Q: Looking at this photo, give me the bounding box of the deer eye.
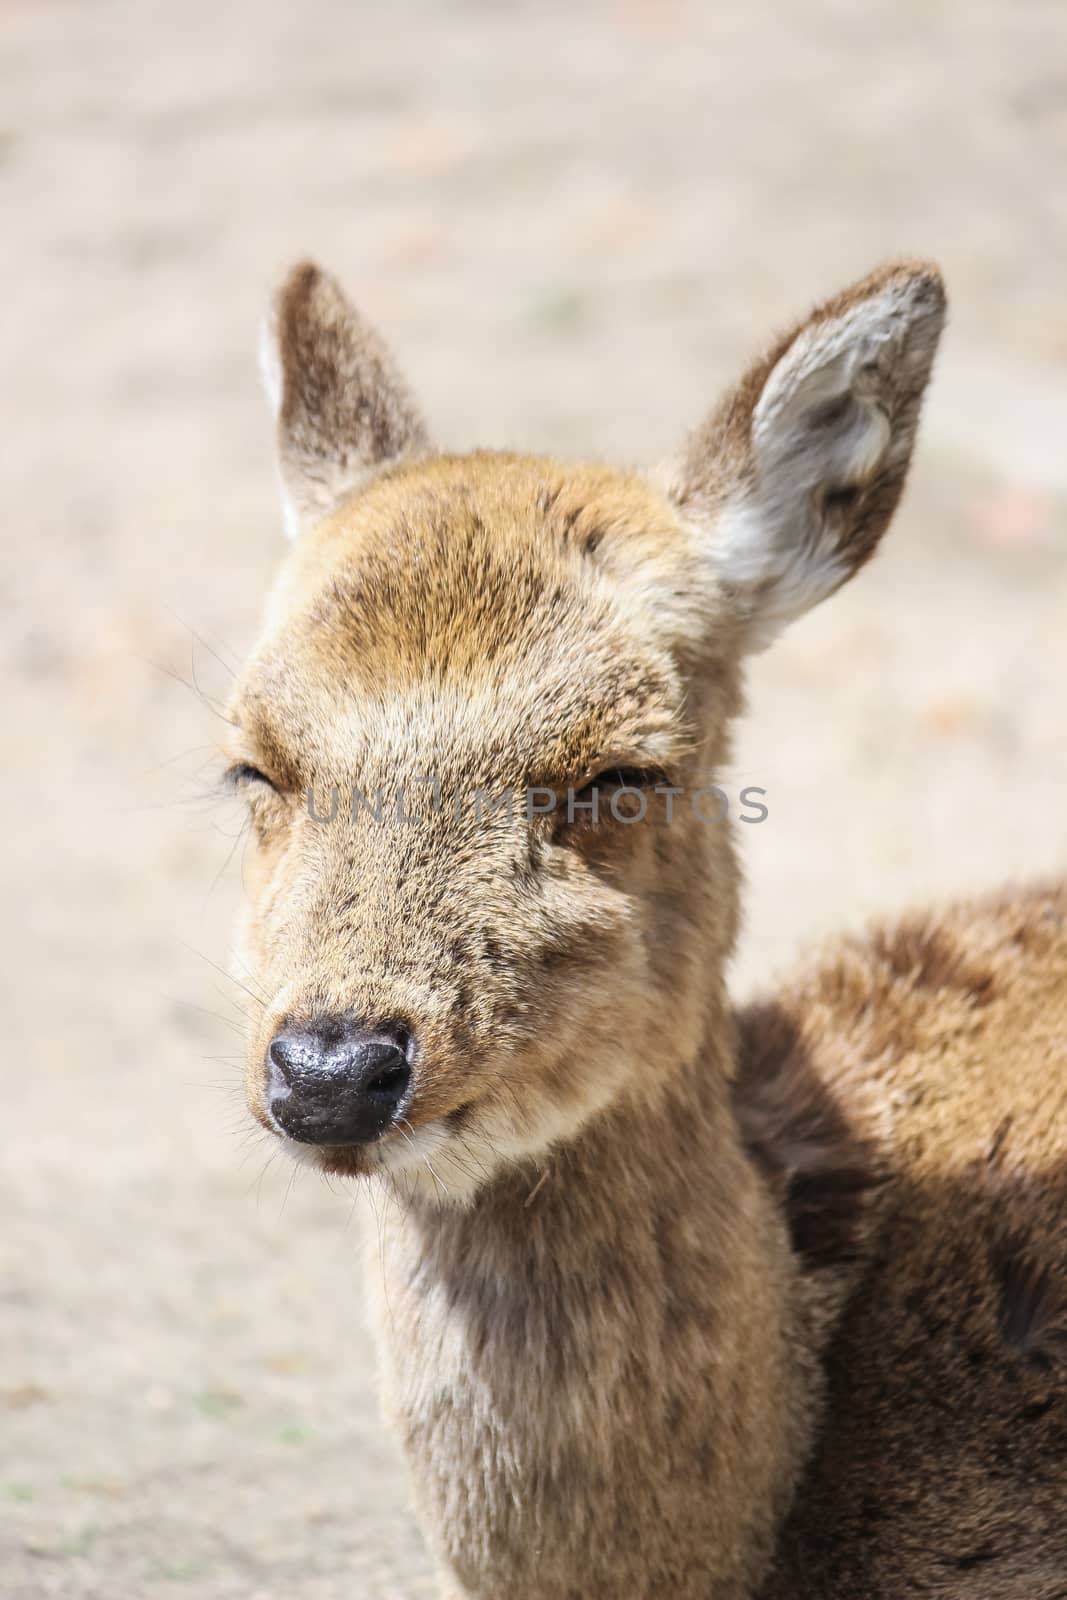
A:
[574,766,659,802]
[224,761,277,793]
[561,766,664,831]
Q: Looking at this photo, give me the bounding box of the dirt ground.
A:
[3,1,1066,1595]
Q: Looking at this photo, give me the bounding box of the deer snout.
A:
[266,1018,413,1145]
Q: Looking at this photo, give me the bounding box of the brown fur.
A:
[224,258,1067,1597]
[745,884,1067,1598]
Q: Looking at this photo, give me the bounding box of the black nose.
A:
[266,1018,413,1145]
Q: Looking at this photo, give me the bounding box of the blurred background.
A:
[3,1,1066,1594]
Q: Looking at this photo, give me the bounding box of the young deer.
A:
[228,260,1067,1598]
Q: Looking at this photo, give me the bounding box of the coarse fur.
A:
[745,885,1067,1599]
[223,258,1067,1597]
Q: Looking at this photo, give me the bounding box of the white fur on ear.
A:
[669,264,946,651]
[710,498,851,652]
[257,305,300,540]
[719,293,905,646]
[257,305,283,423]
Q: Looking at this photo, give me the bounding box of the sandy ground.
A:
[3,1,1067,1595]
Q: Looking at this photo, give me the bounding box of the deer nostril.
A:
[354,1040,411,1106]
[267,1034,300,1090]
[364,1061,411,1104]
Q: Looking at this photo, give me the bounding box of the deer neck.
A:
[368,996,819,1600]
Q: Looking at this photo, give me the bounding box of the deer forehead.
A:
[237,453,700,780]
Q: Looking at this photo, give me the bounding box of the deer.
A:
[224,257,1067,1599]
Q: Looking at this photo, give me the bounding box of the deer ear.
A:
[662,262,946,651]
[259,261,430,539]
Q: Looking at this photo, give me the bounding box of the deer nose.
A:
[266,1018,413,1145]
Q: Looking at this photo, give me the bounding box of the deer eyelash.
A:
[573,765,666,798]
[223,761,277,793]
